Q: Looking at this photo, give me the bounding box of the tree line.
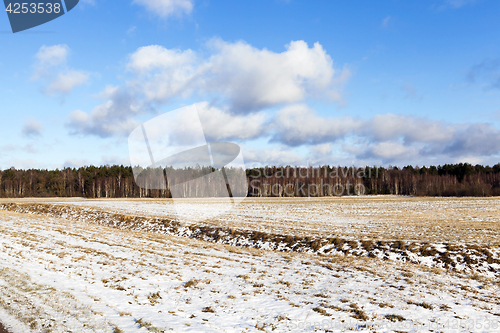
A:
[1,163,500,198]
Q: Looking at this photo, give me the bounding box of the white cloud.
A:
[128,45,198,101]
[357,120,500,164]
[133,0,193,18]
[364,142,419,161]
[310,143,332,156]
[22,118,43,137]
[46,70,89,95]
[66,87,145,137]
[267,109,500,164]
[442,123,500,157]
[71,39,349,144]
[307,143,334,165]
[64,37,500,167]
[67,108,139,138]
[197,102,269,142]
[255,112,500,165]
[204,39,350,111]
[32,44,89,96]
[272,104,361,146]
[127,40,350,111]
[365,114,455,143]
[34,44,68,68]
[128,45,196,73]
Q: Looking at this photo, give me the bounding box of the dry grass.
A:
[3,197,499,278]
[3,196,500,244]
[0,198,499,331]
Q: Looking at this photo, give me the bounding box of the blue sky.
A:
[1,0,500,169]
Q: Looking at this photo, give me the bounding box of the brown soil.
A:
[0,322,11,333]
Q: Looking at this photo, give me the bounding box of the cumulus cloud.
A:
[127,45,199,101]
[22,118,43,137]
[272,104,361,146]
[267,108,500,164]
[358,121,500,164]
[46,70,90,95]
[59,37,500,167]
[66,86,145,137]
[204,39,350,111]
[32,44,89,96]
[442,123,500,157]
[133,0,193,18]
[70,39,349,140]
[360,141,420,162]
[197,102,269,142]
[310,143,332,156]
[34,44,68,70]
[364,114,455,143]
[127,40,350,111]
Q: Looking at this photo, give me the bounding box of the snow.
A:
[2,199,499,278]
[0,205,499,332]
[45,196,500,244]
[0,307,30,333]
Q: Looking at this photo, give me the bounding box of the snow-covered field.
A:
[16,196,500,243]
[2,197,499,277]
[0,197,499,332]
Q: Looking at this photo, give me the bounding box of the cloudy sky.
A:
[1,0,500,169]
